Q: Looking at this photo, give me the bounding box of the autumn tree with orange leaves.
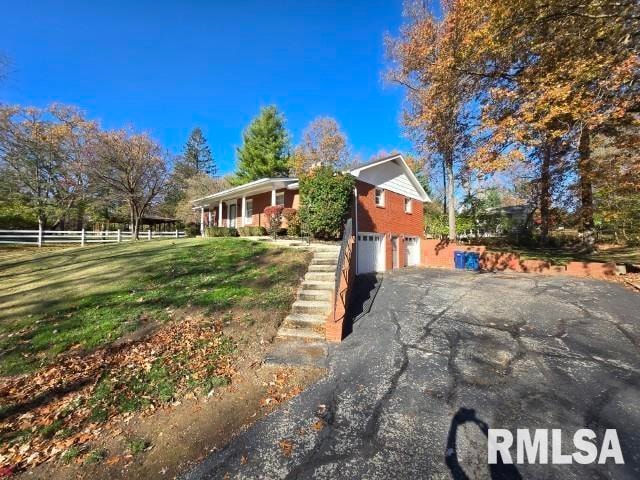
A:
[291,116,350,175]
[0,104,97,229]
[90,130,168,239]
[460,0,639,247]
[386,0,478,240]
[388,0,639,246]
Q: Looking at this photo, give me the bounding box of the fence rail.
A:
[0,228,185,246]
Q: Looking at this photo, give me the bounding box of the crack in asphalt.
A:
[182,271,640,480]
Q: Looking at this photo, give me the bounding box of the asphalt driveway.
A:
[184,269,640,479]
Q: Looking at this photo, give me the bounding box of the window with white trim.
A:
[375,188,385,207]
[245,199,253,224]
[276,191,285,206]
[404,197,412,213]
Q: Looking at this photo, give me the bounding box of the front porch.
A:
[191,177,299,234]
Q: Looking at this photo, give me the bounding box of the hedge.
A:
[283,208,301,237]
[205,226,239,237]
[237,226,267,236]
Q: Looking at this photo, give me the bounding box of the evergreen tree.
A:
[184,127,216,176]
[233,106,291,184]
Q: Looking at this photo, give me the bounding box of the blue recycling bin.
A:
[465,251,480,271]
[454,251,466,270]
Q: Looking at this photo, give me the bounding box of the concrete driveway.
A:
[184,269,640,479]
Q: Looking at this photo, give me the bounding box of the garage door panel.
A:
[357,232,385,274]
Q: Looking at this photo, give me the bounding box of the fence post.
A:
[148,230,152,241]
[117,229,121,243]
[81,228,85,247]
[175,229,179,238]
[38,223,43,247]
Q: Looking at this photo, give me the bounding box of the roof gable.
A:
[349,154,430,202]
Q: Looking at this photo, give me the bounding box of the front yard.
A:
[0,238,319,476]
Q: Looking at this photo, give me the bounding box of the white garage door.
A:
[405,236,420,266]
[357,233,385,274]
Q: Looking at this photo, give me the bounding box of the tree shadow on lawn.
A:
[0,242,184,281]
[0,241,308,376]
[0,242,226,319]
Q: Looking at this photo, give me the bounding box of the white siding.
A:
[352,160,422,200]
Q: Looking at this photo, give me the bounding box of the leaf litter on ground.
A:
[0,316,236,473]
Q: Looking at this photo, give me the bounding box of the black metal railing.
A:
[333,218,353,320]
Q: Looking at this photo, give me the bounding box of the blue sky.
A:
[0,0,413,175]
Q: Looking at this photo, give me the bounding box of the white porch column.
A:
[200,207,205,237]
[207,210,212,227]
[218,201,223,227]
[271,188,276,206]
[241,196,247,227]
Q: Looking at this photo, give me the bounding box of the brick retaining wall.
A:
[421,239,617,280]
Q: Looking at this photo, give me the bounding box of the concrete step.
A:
[301,280,334,292]
[309,245,340,252]
[311,257,338,265]
[313,249,340,256]
[277,327,325,341]
[264,338,328,368]
[298,289,332,301]
[283,313,325,328]
[308,264,337,272]
[305,271,335,282]
[292,299,331,315]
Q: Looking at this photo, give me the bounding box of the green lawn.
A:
[0,238,309,376]
[498,244,640,266]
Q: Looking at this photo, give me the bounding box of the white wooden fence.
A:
[0,227,185,247]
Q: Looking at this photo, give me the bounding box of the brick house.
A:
[191,154,430,273]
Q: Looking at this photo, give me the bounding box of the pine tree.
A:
[233,106,291,184]
[184,127,216,176]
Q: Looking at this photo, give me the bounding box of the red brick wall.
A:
[420,242,617,280]
[421,239,485,268]
[241,189,298,228]
[326,236,355,342]
[355,180,422,271]
[356,180,423,236]
[248,191,271,227]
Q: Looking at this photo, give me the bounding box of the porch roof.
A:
[191,177,298,208]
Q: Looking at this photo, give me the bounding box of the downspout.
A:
[353,186,358,274]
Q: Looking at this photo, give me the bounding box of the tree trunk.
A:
[442,158,448,216]
[578,125,595,250]
[133,215,140,240]
[539,139,552,245]
[445,153,456,240]
[129,205,135,239]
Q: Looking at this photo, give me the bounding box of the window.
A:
[244,199,253,224]
[276,191,285,206]
[404,197,412,213]
[375,188,384,207]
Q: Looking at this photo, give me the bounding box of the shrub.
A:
[264,205,284,239]
[283,208,301,237]
[205,226,239,237]
[237,226,267,236]
[299,167,355,239]
[184,222,200,237]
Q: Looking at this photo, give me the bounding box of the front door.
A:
[405,237,420,266]
[392,236,399,269]
[228,203,237,228]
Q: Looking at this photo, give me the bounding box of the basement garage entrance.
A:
[357,232,385,274]
[405,237,420,267]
